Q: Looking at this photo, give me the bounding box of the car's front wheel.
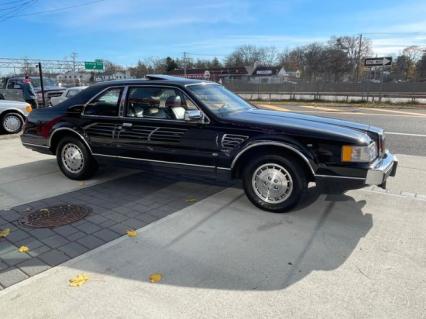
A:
[56,136,98,180]
[1,112,24,134]
[242,155,307,213]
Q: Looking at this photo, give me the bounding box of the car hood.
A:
[224,108,376,144]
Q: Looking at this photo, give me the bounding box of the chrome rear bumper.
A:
[365,151,398,186]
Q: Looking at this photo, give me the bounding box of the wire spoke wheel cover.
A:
[19,204,91,228]
[252,163,293,204]
[62,143,85,173]
[3,114,21,132]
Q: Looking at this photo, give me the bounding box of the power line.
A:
[0,0,36,22]
[0,0,31,11]
[0,0,106,22]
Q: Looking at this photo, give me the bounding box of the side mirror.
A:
[184,109,202,122]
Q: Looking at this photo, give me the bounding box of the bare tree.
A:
[225,45,277,67]
[303,43,324,81]
[403,46,423,62]
[103,60,124,75]
[278,48,304,72]
[329,36,371,80]
[416,53,426,80]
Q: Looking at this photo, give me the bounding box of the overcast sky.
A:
[2,0,426,65]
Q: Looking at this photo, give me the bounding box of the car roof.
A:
[90,75,216,88]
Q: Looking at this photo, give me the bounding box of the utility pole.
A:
[183,52,188,77]
[71,52,77,85]
[356,33,363,82]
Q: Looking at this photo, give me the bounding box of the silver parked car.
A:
[0,99,32,134]
[50,86,87,106]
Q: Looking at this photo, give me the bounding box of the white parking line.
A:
[386,132,426,137]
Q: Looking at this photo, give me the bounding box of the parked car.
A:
[0,76,65,106]
[50,86,88,106]
[21,75,397,213]
[0,99,32,133]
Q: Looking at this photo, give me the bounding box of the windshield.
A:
[187,84,253,116]
[30,78,57,87]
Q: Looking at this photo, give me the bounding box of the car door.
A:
[81,86,124,155]
[116,85,219,168]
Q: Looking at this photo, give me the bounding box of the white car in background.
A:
[0,99,32,134]
[50,86,87,106]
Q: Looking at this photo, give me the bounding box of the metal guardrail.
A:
[234,91,426,98]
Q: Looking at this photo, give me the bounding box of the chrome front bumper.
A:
[365,151,398,186]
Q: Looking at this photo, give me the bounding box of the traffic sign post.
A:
[364,57,392,67]
[364,57,392,102]
[84,60,104,70]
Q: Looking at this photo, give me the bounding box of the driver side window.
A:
[125,86,198,120]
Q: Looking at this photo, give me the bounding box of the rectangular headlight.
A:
[342,143,378,162]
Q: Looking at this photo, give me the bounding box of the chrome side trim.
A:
[230,141,316,175]
[22,142,50,149]
[92,153,217,169]
[314,174,365,181]
[49,127,93,153]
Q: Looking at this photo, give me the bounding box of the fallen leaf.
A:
[0,228,10,238]
[127,229,137,237]
[40,208,50,216]
[186,198,197,203]
[18,246,30,253]
[149,273,162,283]
[79,181,85,186]
[69,274,89,287]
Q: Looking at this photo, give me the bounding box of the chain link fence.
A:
[223,79,426,103]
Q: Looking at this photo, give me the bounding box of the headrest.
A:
[165,95,182,108]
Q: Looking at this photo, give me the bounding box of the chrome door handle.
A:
[122,122,133,128]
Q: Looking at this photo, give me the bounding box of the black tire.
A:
[1,112,24,134]
[242,154,307,213]
[56,136,98,180]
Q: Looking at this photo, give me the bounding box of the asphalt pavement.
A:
[257,103,426,156]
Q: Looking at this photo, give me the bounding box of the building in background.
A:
[168,64,300,83]
[168,67,249,82]
[95,71,133,82]
[57,71,91,86]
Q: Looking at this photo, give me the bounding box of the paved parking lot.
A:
[0,162,225,288]
[0,125,425,318]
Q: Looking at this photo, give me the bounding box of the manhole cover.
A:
[19,204,91,228]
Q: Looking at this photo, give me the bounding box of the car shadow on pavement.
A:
[61,178,372,291]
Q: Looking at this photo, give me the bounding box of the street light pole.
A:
[37,62,46,107]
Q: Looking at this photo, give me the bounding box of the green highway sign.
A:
[84,60,104,70]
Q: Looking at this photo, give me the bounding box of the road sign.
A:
[364,57,392,67]
[84,60,104,70]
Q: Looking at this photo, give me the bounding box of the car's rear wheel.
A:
[242,154,307,213]
[1,112,24,134]
[56,136,98,180]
